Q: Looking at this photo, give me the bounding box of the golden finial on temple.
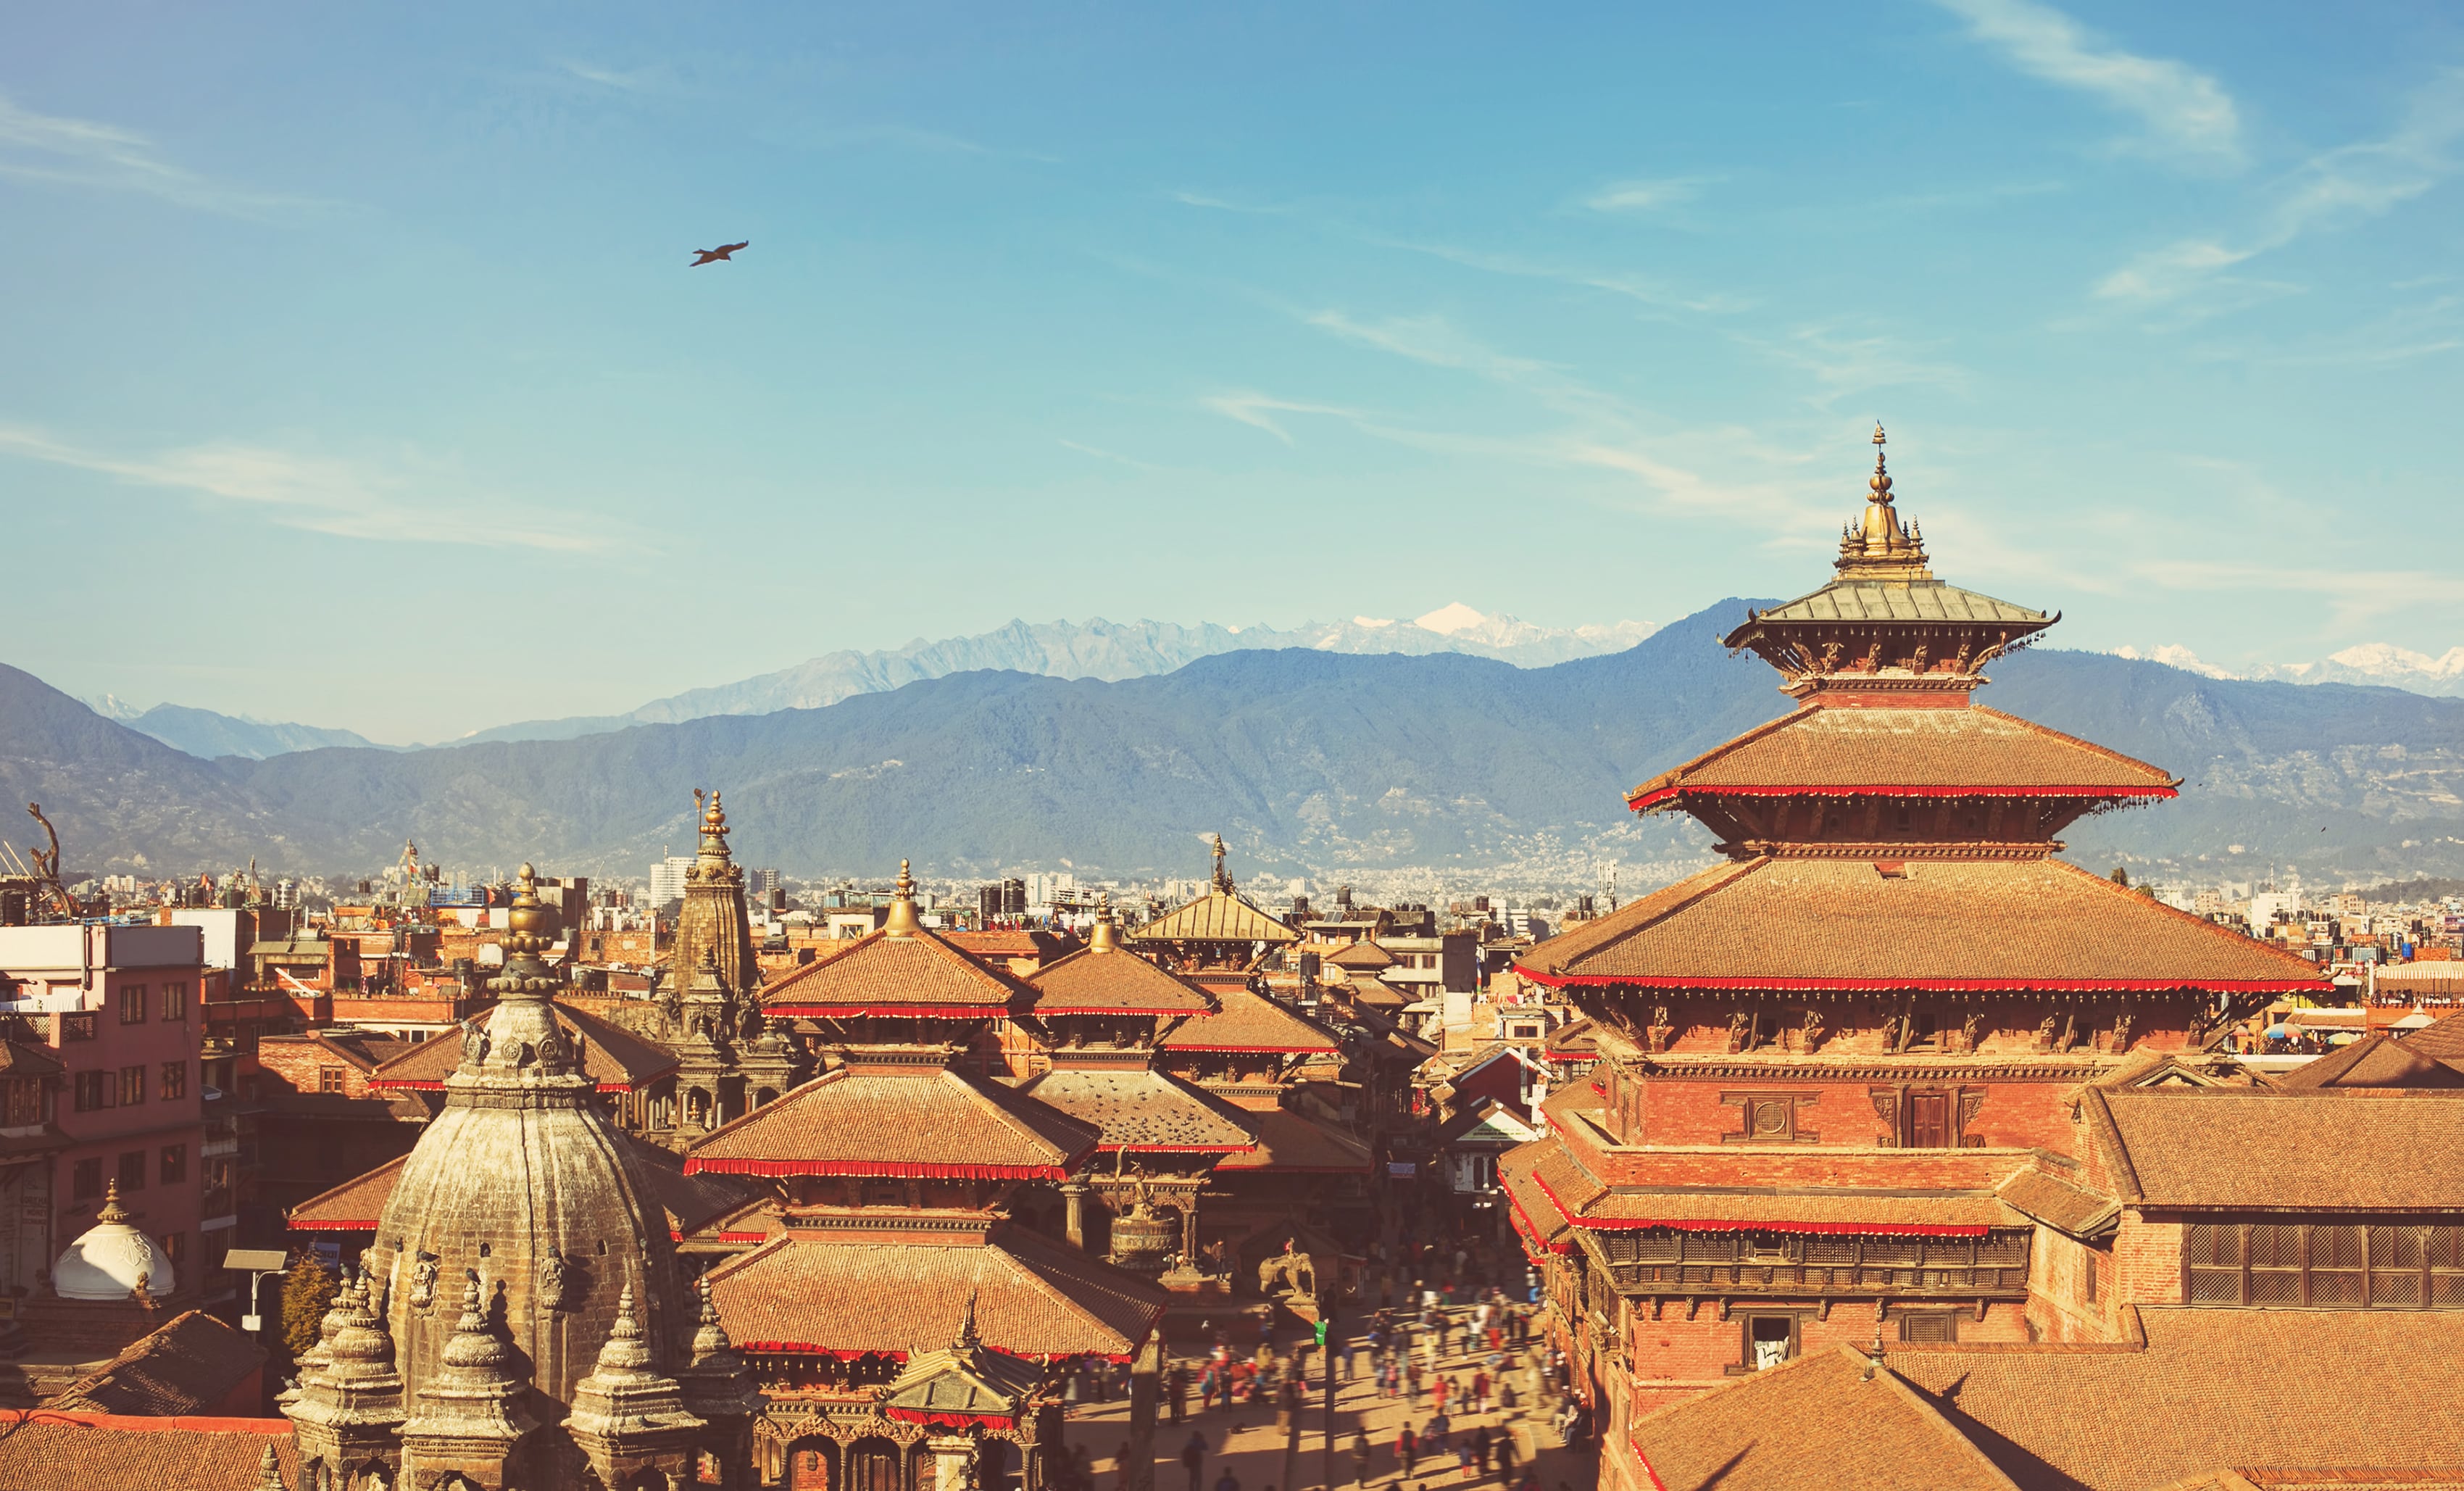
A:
[883,857,923,937]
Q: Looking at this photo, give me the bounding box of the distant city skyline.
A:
[6,2,2463,740]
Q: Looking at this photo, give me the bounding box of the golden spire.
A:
[1210,834,1232,894]
[883,857,923,938]
[696,787,733,865]
[1834,421,1931,582]
[1089,889,1120,954]
[96,1177,130,1226]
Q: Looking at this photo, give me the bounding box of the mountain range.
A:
[12,599,2464,892]
[2114,642,2464,697]
[92,606,1657,757]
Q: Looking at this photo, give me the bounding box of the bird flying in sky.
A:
[691,241,748,266]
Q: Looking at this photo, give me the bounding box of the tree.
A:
[2110,865,2131,888]
[280,1253,339,1359]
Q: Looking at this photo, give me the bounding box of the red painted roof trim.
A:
[1531,1166,1989,1239]
[1096,1142,1255,1155]
[1628,782,2177,812]
[1034,1005,1203,1017]
[767,1004,1011,1019]
[1159,1042,1336,1054]
[685,1156,1078,1181]
[1518,966,2328,994]
[289,1218,378,1231]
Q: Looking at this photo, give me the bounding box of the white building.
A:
[647,855,694,908]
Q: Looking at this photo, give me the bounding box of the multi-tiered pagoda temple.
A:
[1505,429,2328,1457]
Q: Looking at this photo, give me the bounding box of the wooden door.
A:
[1908,1092,1951,1149]
[848,1440,902,1491]
[790,1442,837,1491]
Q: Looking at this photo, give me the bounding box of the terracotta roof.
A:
[1518,856,2329,993]
[1526,1142,2010,1236]
[947,929,1078,962]
[1631,1345,2025,1491]
[1886,1308,2464,1491]
[704,1219,1165,1361]
[1499,1143,1574,1258]
[286,1153,409,1229]
[1158,988,1342,1054]
[288,1135,760,1238]
[762,928,1028,1017]
[1739,578,2049,631]
[1994,1167,2121,1238]
[0,1039,63,1076]
[1325,941,1395,970]
[40,1311,265,1417]
[1025,948,1215,1016]
[685,1058,1099,1180]
[0,1416,295,1490]
[1129,890,1298,946]
[2085,1089,2464,1211]
[1627,704,2178,810]
[1212,1106,1373,1174]
[2273,1032,2464,1089]
[1016,1063,1257,1153]
[2404,1010,2464,1059]
[365,999,677,1092]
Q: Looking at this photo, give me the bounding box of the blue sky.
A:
[5,1,2461,742]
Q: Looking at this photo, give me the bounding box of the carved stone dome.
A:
[52,1181,176,1300]
[362,867,688,1411]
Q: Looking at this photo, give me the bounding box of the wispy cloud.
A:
[1740,323,1976,407]
[1198,393,1365,445]
[1370,236,1755,316]
[2126,556,2464,626]
[1582,176,1712,212]
[807,123,1060,165]
[1932,0,2242,167]
[0,424,605,552]
[1303,312,1557,383]
[2094,70,2464,310]
[0,91,315,217]
[554,59,666,93]
[1169,190,1290,215]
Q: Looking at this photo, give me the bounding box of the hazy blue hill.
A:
[0,665,282,872]
[10,600,2464,886]
[122,704,388,760]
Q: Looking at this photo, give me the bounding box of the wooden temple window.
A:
[1898,1312,1959,1343]
[1721,1092,1820,1144]
[2184,1222,2464,1308]
[1729,1313,1799,1374]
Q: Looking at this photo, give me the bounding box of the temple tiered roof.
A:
[1626,705,2179,811]
[1017,1056,1258,1154]
[1128,835,1298,947]
[290,1135,763,1239]
[1212,1105,1374,1175]
[1518,856,2326,993]
[703,1218,1165,1361]
[682,1055,1099,1181]
[762,864,1030,1019]
[1157,987,1344,1054]
[1026,941,1215,1016]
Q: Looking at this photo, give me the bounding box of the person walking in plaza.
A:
[1169,1362,1189,1425]
[1215,1468,1239,1491]
[1492,1426,1515,1483]
[1397,1424,1419,1480]
[1352,1429,1374,1489]
[1431,1374,1449,1419]
[1471,1425,1491,1479]
[1181,1431,1209,1491]
[1470,1369,1489,1416]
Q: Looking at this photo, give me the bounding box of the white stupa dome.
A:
[53,1182,176,1301]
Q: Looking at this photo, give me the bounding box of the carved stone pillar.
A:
[1062,1182,1090,1250]
[925,1432,977,1491]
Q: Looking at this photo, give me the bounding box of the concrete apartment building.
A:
[0,923,208,1300]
